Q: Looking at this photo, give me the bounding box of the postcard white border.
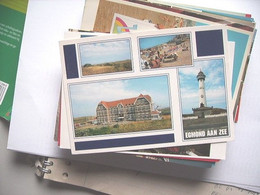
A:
[59,25,234,154]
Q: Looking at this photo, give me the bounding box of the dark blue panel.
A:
[75,133,175,151]
[63,44,79,79]
[196,30,224,57]
[80,35,96,38]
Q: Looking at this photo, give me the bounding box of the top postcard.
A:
[59,25,234,154]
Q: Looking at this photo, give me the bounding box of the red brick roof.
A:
[99,94,151,109]
[151,110,160,115]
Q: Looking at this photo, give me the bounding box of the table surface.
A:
[0,118,102,195]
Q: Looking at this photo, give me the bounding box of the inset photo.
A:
[78,39,133,76]
[139,33,192,70]
[178,59,229,140]
[69,75,173,137]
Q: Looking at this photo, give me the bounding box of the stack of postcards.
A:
[56,0,256,168]
[3,0,258,193]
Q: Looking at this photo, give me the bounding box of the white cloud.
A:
[206,87,227,107]
[206,66,224,85]
[179,66,200,77]
[70,80,137,103]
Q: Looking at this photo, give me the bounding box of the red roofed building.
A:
[96,94,157,124]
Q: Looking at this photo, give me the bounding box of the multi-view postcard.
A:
[58,31,229,161]
[60,25,234,154]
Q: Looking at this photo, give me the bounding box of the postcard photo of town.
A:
[78,39,133,76]
[179,59,229,140]
[139,33,192,70]
[69,75,173,137]
[137,143,211,157]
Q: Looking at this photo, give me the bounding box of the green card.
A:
[0,0,28,120]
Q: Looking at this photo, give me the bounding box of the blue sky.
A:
[69,75,171,118]
[179,59,227,114]
[139,35,176,50]
[79,39,131,66]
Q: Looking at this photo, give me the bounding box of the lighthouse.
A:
[192,69,213,118]
[197,70,207,107]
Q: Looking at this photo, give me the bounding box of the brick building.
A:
[96,94,160,124]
